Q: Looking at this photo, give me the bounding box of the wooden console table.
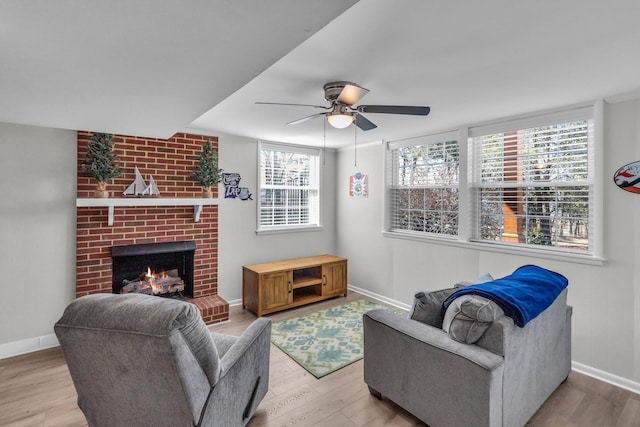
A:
[242,254,347,317]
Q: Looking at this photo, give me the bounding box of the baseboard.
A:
[572,361,640,395]
[348,284,412,311]
[0,333,59,360]
[227,298,242,307]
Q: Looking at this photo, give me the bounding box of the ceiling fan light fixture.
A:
[327,113,354,129]
[258,81,429,132]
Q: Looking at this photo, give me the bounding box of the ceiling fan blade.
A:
[354,113,377,131]
[337,84,369,106]
[357,105,430,116]
[256,101,330,109]
[287,112,326,126]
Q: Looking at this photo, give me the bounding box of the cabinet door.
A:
[322,261,347,297]
[260,271,293,311]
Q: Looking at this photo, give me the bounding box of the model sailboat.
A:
[123,166,160,196]
[144,175,159,196]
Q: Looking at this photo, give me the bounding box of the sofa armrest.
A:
[365,309,504,371]
[364,309,505,427]
[217,317,272,374]
[201,317,271,426]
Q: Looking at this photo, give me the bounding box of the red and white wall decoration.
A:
[349,172,368,198]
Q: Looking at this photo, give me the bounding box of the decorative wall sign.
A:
[614,161,640,194]
[349,172,368,198]
[222,172,252,200]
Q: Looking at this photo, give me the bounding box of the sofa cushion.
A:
[442,294,499,344]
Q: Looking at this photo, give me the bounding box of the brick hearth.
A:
[75,131,228,324]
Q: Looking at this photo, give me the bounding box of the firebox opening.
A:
[111,241,196,299]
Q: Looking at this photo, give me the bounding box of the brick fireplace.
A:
[75,131,228,324]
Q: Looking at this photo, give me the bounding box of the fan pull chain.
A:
[323,117,326,166]
[354,121,358,167]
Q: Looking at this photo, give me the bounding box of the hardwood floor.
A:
[1,292,639,427]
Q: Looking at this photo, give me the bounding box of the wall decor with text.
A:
[222,173,252,200]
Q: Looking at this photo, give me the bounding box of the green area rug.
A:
[271,299,403,378]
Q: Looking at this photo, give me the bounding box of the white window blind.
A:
[468,106,594,252]
[387,132,460,236]
[258,142,321,231]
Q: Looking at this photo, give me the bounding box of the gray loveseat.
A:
[55,293,271,427]
[363,277,572,427]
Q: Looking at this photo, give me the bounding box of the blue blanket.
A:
[442,265,568,327]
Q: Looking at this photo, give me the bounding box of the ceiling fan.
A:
[256,81,430,131]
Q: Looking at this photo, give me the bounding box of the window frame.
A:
[383,102,604,265]
[256,140,323,235]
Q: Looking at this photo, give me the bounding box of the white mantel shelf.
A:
[76,198,220,226]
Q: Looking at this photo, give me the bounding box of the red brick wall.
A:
[76,131,227,324]
[77,132,220,199]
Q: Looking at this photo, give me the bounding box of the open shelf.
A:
[289,292,327,308]
[293,284,322,299]
[293,266,322,289]
[293,276,323,289]
[76,197,220,225]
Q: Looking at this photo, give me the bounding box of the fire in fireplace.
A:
[111,241,196,298]
[120,267,186,296]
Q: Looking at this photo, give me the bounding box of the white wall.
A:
[217,135,338,302]
[336,100,640,386]
[0,128,338,356]
[0,123,76,351]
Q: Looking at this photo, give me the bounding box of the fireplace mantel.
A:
[76,198,220,226]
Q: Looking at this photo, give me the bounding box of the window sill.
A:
[382,231,605,266]
[256,225,324,235]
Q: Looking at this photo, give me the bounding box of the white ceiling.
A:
[3,0,640,148]
[0,0,358,138]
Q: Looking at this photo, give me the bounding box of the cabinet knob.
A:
[288,281,292,293]
[323,274,327,285]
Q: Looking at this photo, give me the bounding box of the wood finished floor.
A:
[1,292,639,427]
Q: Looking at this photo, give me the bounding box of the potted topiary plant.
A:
[191,139,223,198]
[82,132,122,198]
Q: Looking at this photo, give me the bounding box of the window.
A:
[385,104,602,260]
[258,141,321,232]
[386,131,460,236]
[469,106,595,253]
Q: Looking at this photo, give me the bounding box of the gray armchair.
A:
[364,288,572,427]
[54,293,270,427]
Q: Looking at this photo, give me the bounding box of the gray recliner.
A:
[363,288,572,427]
[54,293,271,427]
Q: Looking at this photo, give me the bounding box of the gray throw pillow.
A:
[409,287,457,328]
[442,295,499,344]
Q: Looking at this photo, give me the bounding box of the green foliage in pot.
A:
[82,132,122,183]
[191,139,223,189]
